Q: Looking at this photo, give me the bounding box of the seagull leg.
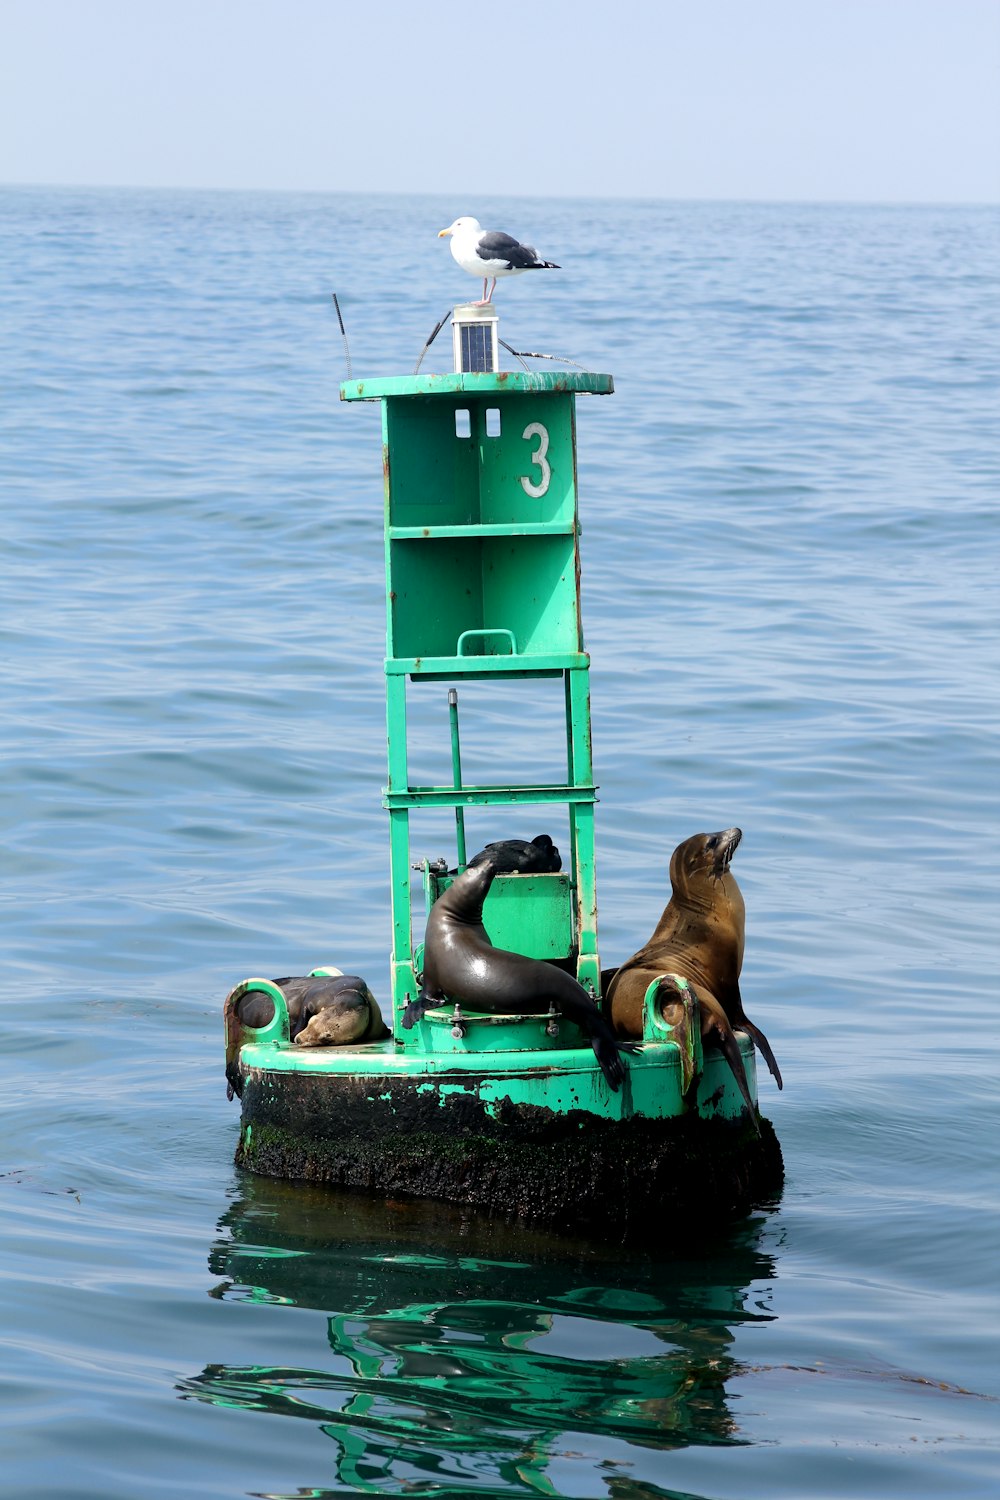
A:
[485,277,496,304]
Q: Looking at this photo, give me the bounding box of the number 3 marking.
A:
[519,422,551,498]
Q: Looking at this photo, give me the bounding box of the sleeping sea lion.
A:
[234,971,341,1034]
[404,857,636,1091]
[226,971,388,1098]
[291,974,389,1047]
[607,827,782,1105]
[238,973,388,1047]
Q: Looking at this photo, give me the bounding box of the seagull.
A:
[438,216,560,305]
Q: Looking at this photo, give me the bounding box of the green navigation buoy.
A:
[222,311,782,1238]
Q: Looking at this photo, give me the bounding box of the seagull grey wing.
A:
[475,231,536,268]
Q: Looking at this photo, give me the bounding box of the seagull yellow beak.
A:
[438,226,452,238]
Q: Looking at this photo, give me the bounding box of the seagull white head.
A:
[438,217,481,239]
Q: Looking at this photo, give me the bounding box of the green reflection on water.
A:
[180,1176,779,1498]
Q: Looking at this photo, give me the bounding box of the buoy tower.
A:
[222,302,783,1237]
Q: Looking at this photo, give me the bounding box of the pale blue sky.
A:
[1,0,997,202]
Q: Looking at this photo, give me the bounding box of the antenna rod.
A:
[414,309,453,376]
[448,688,467,869]
[331,293,353,379]
[498,338,592,373]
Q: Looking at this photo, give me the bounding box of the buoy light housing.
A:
[451,302,499,374]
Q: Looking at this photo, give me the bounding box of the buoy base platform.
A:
[231,1054,783,1241]
[225,974,783,1241]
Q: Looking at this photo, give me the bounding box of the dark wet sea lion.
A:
[405,858,636,1091]
[466,834,562,874]
[607,827,782,1102]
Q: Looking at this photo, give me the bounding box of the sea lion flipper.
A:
[590,1031,627,1092]
[403,978,446,1029]
[586,1015,641,1092]
[715,1028,761,1135]
[741,1019,783,1089]
[723,1035,757,1118]
[401,995,429,1029]
[697,992,760,1135]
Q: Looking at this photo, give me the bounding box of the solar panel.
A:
[451,303,499,373]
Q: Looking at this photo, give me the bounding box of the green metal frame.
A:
[341,372,614,1038]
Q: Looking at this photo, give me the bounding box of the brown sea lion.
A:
[291,975,389,1047]
[226,971,388,1098]
[404,857,637,1092]
[607,827,782,1101]
[233,971,343,1034]
[238,973,388,1047]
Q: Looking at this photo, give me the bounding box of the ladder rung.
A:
[383,783,597,810]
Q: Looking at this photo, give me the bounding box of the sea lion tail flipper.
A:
[402,982,444,1030]
[703,1005,760,1135]
[401,995,428,1029]
[554,985,638,1091]
[590,1030,626,1092]
[742,1019,783,1089]
[725,1037,756,1114]
[587,1017,640,1092]
[223,994,243,1100]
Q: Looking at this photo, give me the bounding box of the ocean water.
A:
[1,187,998,1499]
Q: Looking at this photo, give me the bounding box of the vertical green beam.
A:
[564,390,600,994]
[448,688,467,868]
[385,674,414,1035]
[383,397,415,1033]
[566,666,600,994]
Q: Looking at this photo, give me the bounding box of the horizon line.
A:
[2,179,998,211]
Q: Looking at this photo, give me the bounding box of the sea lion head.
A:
[669,827,742,905]
[528,834,561,871]
[293,976,378,1047]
